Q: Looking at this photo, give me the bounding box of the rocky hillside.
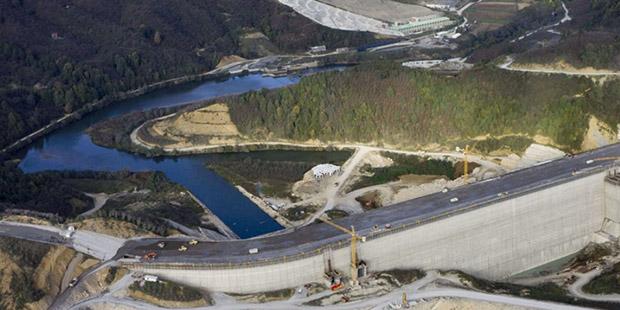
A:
[0,237,83,310]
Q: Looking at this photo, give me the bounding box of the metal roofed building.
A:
[311,164,341,179]
[389,15,454,35]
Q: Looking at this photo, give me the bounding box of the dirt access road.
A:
[302,145,503,225]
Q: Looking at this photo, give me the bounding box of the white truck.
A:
[60,226,75,238]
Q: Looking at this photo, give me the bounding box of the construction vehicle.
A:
[68,277,79,288]
[143,252,157,261]
[331,281,344,291]
[60,226,76,238]
[188,239,199,246]
[319,216,366,285]
[324,269,343,291]
[402,292,410,308]
[178,245,187,252]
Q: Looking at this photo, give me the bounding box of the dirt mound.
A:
[143,103,245,148]
[581,116,616,150]
[153,103,240,137]
[216,55,246,68]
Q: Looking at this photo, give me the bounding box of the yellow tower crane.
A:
[319,216,366,286]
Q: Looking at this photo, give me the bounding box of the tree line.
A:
[225,63,602,151]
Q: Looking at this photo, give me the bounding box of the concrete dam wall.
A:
[129,170,619,293]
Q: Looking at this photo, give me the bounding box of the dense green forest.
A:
[0,166,204,234]
[60,170,205,235]
[222,63,608,151]
[0,162,92,217]
[0,0,377,150]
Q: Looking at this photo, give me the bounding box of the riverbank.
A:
[0,54,361,160]
[235,185,293,228]
[185,191,240,240]
[0,68,229,160]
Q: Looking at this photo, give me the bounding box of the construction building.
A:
[388,15,454,35]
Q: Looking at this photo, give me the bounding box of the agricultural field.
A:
[465,0,535,33]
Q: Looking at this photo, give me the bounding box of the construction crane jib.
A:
[318,216,366,286]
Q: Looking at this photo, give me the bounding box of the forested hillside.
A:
[223,63,617,151]
[0,0,377,150]
[514,0,620,69]
[0,162,92,217]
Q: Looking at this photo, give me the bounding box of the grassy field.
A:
[281,204,321,221]
[206,150,351,199]
[130,280,204,303]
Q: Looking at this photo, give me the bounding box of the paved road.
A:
[0,221,124,260]
[61,253,84,292]
[68,270,593,310]
[569,257,620,303]
[510,1,571,44]
[0,221,68,246]
[119,143,620,265]
[304,146,371,225]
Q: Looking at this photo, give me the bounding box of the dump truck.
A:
[143,252,157,261]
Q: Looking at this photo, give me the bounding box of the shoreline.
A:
[0,69,230,159]
[1,55,359,160]
[234,185,293,228]
[185,190,240,240]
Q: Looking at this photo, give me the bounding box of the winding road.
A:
[68,270,593,310]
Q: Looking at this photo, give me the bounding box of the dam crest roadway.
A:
[116,143,620,293]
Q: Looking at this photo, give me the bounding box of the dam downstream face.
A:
[18,72,317,238]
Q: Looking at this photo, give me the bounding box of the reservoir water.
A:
[19,73,315,238]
